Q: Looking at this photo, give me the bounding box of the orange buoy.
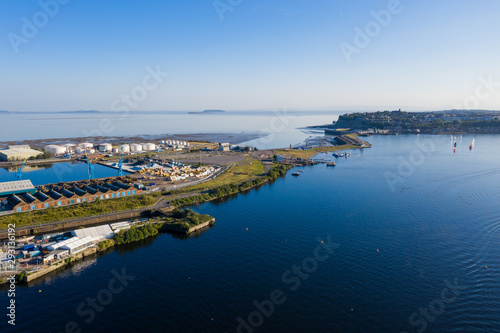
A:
[321,241,324,244]
[485,266,488,269]
[377,249,379,253]
[246,228,248,231]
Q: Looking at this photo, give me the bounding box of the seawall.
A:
[24,246,98,282]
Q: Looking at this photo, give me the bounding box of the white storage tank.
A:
[79,142,93,149]
[130,144,142,152]
[63,143,76,152]
[142,143,156,151]
[44,144,55,152]
[118,144,130,153]
[44,145,67,155]
[75,148,85,154]
[98,143,112,152]
[87,149,96,154]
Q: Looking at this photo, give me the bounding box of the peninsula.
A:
[325,110,500,135]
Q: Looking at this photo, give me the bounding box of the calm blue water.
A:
[0,162,127,185]
[0,111,340,149]
[2,134,500,332]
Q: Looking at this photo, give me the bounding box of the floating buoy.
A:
[376,249,379,253]
[246,228,248,231]
[485,266,488,270]
[321,241,324,244]
[39,290,42,293]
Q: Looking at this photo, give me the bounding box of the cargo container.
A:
[23,244,35,250]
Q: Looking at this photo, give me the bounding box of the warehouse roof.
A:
[0,147,42,160]
[0,180,37,197]
[60,236,94,250]
[72,225,114,240]
[48,236,94,251]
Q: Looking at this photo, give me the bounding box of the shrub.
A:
[170,163,291,207]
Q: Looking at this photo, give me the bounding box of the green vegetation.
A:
[113,210,214,240]
[114,223,159,245]
[181,156,266,193]
[16,271,27,282]
[161,208,214,232]
[28,151,54,160]
[0,193,161,229]
[275,145,360,159]
[171,163,291,207]
[97,239,115,250]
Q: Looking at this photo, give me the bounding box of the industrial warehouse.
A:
[0,145,43,161]
[1,222,133,273]
[0,177,144,213]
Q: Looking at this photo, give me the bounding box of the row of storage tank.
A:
[160,140,189,146]
[44,143,158,155]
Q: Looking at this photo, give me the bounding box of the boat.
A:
[470,138,475,150]
[298,170,305,172]
[292,172,300,176]
[327,162,336,167]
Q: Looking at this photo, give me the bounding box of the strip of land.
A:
[0,138,368,237]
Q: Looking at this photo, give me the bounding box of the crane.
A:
[16,156,29,181]
[84,150,95,183]
[118,147,124,177]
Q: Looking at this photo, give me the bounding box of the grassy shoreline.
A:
[170,163,292,207]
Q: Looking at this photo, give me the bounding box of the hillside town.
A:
[329,110,500,134]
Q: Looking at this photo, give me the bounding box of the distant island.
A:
[325,110,500,135]
[188,110,225,114]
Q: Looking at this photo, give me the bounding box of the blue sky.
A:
[1,0,499,112]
